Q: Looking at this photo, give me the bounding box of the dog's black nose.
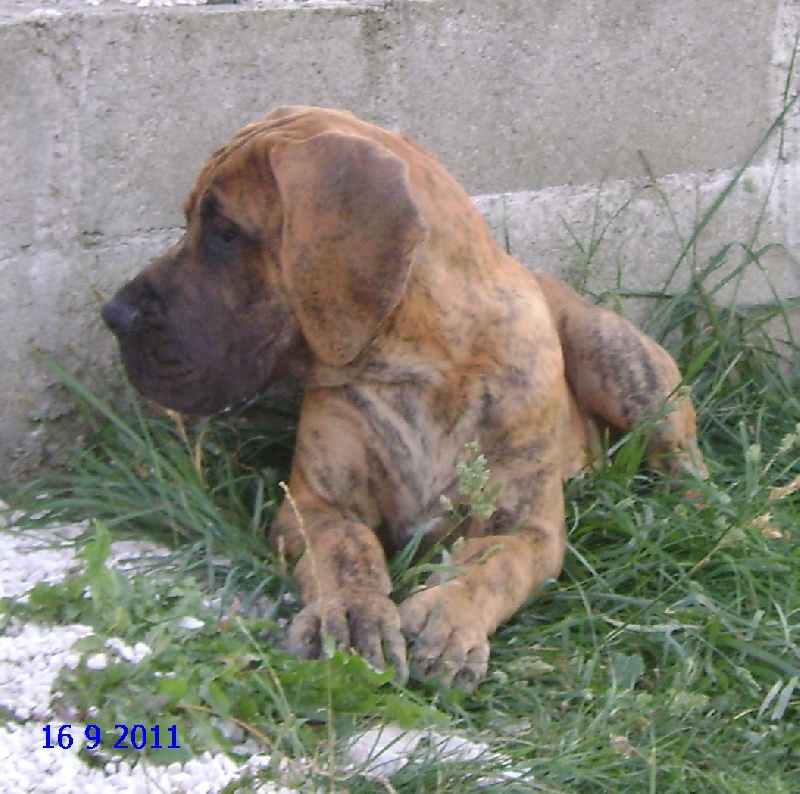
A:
[102,299,141,335]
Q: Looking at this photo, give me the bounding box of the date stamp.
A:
[43,724,180,751]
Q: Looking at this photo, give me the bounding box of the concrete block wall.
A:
[1,0,799,484]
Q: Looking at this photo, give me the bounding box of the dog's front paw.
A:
[399,584,490,692]
[286,593,408,683]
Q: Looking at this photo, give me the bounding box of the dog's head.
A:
[102,107,428,416]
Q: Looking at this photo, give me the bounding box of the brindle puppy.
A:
[103,106,706,691]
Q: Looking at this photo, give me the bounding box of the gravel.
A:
[0,509,300,793]
[8,0,386,23]
[18,0,378,10]
[1,507,519,790]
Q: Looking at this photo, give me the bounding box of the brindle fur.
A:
[103,107,706,691]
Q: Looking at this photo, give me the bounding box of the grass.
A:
[3,118,800,791]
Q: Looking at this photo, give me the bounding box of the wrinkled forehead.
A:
[182,107,369,222]
[183,123,273,221]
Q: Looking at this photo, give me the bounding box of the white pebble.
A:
[85,652,108,671]
[105,638,152,664]
[0,514,305,792]
[178,616,205,630]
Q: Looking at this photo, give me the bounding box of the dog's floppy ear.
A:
[268,132,428,366]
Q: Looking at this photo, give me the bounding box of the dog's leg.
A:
[400,456,567,692]
[278,497,408,681]
[270,391,410,681]
[272,491,409,681]
[400,533,565,690]
[536,272,707,478]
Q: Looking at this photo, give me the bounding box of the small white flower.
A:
[745,443,762,465]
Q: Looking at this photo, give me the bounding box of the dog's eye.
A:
[202,216,244,266]
[214,220,239,244]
